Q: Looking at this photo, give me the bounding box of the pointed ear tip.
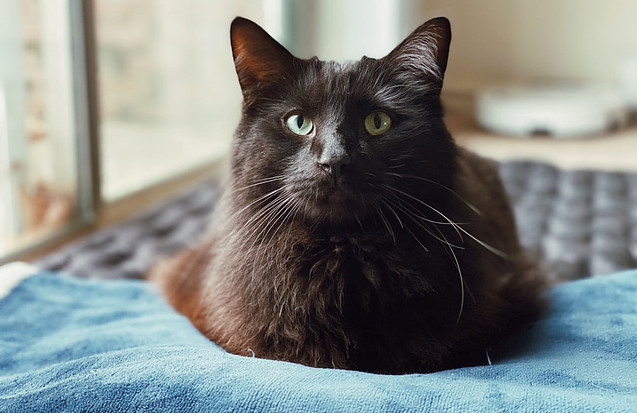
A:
[428,16,451,33]
[231,17,260,36]
[231,17,247,30]
[431,16,450,25]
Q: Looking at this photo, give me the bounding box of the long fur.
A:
[150,17,546,374]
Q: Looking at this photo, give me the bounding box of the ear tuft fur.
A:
[385,17,452,84]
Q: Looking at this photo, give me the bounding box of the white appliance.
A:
[476,82,627,138]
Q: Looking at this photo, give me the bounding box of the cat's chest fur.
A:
[197,214,465,372]
[222,211,449,297]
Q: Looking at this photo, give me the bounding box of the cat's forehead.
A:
[297,59,350,90]
[305,58,382,87]
[293,58,397,107]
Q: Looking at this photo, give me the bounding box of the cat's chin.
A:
[299,191,373,223]
[303,204,360,223]
[288,174,383,223]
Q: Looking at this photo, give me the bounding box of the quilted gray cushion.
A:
[500,161,637,282]
[37,181,218,279]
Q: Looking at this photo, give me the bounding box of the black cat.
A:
[150,17,546,374]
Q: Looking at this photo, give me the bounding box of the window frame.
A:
[0,0,95,263]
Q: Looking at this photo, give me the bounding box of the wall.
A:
[419,0,637,94]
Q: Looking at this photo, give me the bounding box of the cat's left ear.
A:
[384,17,451,85]
[230,17,296,103]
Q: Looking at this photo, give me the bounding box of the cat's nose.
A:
[317,153,351,178]
[314,134,351,179]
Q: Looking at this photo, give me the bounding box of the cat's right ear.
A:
[230,17,295,103]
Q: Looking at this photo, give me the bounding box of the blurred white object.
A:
[476,82,628,138]
[0,262,37,300]
[619,54,637,110]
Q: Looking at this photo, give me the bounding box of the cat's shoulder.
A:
[455,146,501,186]
[453,146,515,228]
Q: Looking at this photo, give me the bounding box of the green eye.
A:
[286,114,313,135]
[364,111,391,135]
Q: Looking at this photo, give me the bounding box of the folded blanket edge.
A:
[0,262,39,300]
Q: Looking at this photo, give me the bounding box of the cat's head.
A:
[229,17,455,224]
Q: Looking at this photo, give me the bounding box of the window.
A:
[96,0,265,200]
[0,0,272,262]
[1,0,93,261]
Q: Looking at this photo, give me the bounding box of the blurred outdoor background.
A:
[1,0,636,261]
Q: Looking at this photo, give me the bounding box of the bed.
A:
[1,160,636,412]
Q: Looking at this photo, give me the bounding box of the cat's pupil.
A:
[374,114,382,129]
[297,115,305,129]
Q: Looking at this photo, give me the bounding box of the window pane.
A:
[1,0,86,260]
[95,0,266,200]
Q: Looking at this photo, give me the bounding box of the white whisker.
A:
[382,184,508,258]
[376,206,396,243]
[387,173,483,216]
[381,200,405,229]
[434,225,465,324]
[404,226,429,252]
[383,194,463,250]
[231,186,286,221]
[233,175,287,193]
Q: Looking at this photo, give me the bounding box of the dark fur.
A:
[151,17,546,374]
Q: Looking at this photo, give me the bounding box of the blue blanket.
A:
[1,269,635,412]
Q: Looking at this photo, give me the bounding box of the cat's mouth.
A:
[294,176,378,222]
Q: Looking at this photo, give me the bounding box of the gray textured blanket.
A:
[37,161,637,282]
